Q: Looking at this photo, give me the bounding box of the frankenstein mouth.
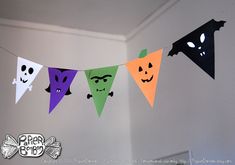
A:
[96,88,105,92]
[56,88,61,93]
[20,77,28,83]
[141,75,153,83]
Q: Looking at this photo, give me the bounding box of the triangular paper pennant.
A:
[126,49,163,107]
[12,57,43,103]
[45,68,77,114]
[168,19,226,79]
[85,66,118,117]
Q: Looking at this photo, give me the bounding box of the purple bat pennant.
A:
[46,68,78,113]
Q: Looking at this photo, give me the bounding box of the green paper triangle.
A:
[85,66,118,117]
[138,49,148,58]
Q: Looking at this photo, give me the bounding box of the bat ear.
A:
[168,44,180,56]
[65,87,72,95]
[45,85,51,93]
[213,20,226,31]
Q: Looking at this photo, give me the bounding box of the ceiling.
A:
[0,0,170,35]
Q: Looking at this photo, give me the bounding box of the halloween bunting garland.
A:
[45,68,78,114]
[12,57,43,103]
[85,66,118,116]
[126,49,162,107]
[168,19,226,79]
[1,19,226,116]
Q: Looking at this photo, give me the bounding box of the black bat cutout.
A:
[87,91,114,99]
[168,19,226,79]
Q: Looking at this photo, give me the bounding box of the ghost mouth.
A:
[56,88,61,93]
[141,75,153,83]
[96,88,105,92]
[20,77,28,83]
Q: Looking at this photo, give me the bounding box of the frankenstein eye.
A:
[103,79,107,82]
[95,80,99,83]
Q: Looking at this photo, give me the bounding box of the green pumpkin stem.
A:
[138,49,148,58]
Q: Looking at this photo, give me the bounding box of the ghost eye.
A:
[63,76,67,83]
[187,42,195,48]
[28,68,34,74]
[103,79,107,82]
[21,65,26,71]
[55,75,59,82]
[148,62,153,68]
[138,66,143,72]
[200,33,205,43]
[95,80,99,83]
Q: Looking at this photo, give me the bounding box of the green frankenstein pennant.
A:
[85,66,118,117]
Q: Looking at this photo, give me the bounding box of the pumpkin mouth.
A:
[141,75,153,83]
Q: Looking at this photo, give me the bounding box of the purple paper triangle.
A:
[47,68,78,113]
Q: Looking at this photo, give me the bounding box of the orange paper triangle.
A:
[126,49,162,107]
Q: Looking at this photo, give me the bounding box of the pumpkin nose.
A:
[145,71,148,74]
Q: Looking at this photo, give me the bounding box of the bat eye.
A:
[63,76,67,83]
[103,79,107,82]
[55,75,59,82]
[21,65,26,71]
[200,33,205,43]
[95,80,99,83]
[187,42,195,48]
[28,67,34,74]
[148,62,152,68]
[138,66,143,72]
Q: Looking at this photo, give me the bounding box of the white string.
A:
[0,45,170,71]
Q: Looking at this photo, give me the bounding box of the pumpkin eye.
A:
[148,62,152,68]
[138,66,143,72]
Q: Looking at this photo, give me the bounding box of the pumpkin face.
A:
[138,62,154,83]
[126,49,162,107]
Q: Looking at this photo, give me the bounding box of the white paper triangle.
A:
[13,57,43,103]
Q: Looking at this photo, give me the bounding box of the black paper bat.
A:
[168,19,226,79]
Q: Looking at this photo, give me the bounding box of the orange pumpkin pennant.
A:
[126,49,162,107]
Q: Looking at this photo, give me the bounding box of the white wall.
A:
[127,0,235,164]
[0,22,132,165]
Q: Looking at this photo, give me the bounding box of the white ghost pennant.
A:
[12,57,43,103]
